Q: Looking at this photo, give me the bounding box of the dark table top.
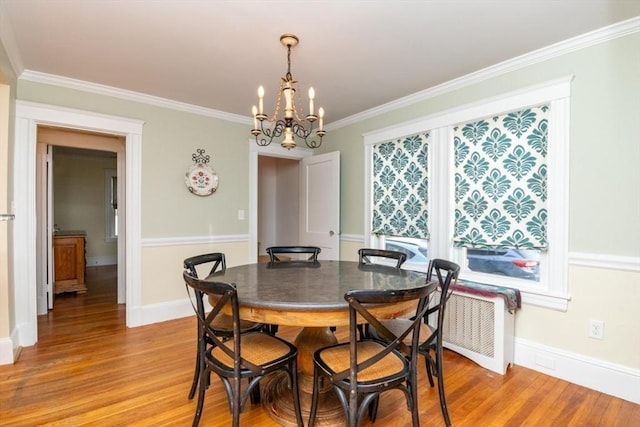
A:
[208,260,428,312]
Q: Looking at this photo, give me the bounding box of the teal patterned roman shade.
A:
[372,133,429,239]
[453,105,549,249]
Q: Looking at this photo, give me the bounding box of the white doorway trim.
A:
[14,101,144,347]
[248,141,312,263]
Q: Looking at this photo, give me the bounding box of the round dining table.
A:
[209,260,428,426]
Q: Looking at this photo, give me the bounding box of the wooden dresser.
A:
[53,231,87,294]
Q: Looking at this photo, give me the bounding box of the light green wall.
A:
[16,81,252,239]
[324,33,640,257]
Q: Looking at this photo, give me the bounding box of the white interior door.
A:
[35,142,53,313]
[46,145,54,309]
[300,151,340,260]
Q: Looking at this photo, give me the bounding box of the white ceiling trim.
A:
[19,70,251,125]
[329,16,640,130]
[13,16,640,131]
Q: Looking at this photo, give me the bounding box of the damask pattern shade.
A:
[372,133,429,239]
[453,105,549,249]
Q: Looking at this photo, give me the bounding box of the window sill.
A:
[520,290,570,311]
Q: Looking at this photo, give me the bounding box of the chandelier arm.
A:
[304,137,322,149]
[290,122,323,149]
[291,121,311,139]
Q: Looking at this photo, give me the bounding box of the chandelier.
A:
[251,34,325,150]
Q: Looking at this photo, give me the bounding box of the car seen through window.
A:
[466,248,540,282]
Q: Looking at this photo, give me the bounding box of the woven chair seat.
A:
[377,319,434,345]
[317,341,407,382]
[210,313,261,332]
[211,332,294,368]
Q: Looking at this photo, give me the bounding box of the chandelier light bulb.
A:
[258,86,264,114]
[308,87,315,116]
[252,105,258,128]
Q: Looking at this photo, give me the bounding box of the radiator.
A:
[430,290,515,374]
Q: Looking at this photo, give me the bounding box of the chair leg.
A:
[357,323,370,339]
[290,361,304,427]
[424,352,435,387]
[409,365,420,427]
[232,377,241,427]
[188,346,200,399]
[192,366,207,427]
[435,348,451,427]
[368,395,379,422]
[308,365,321,427]
[249,382,261,404]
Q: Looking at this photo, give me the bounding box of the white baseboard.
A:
[85,255,117,266]
[515,337,640,404]
[0,336,14,365]
[140,298,195,326]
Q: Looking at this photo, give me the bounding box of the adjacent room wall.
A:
[52,148,118,265]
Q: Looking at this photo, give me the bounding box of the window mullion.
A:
[430,127,452,261]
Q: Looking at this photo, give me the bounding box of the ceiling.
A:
[1,1,639,125]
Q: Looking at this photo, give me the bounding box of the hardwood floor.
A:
[1,265,638,426]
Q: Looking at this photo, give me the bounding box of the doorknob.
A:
[329,230,335,236]
[0,214,15,221]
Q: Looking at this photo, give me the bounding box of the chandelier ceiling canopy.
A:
[251,34,325,150]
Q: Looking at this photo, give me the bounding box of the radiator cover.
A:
[431,290,515,374]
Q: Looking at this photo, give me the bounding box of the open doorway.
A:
[257,156,300,259]
[36,126,125,319]
[13,101,143,350]
[249,144,340,262]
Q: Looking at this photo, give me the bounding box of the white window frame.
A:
[364,76,573,310]
[105,168,117,242]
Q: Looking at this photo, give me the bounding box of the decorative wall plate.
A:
[185,163,218,196]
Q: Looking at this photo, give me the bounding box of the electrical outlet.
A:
[588,319,604,340]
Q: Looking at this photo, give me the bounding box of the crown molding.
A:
[18,69,252,125]
[329,16,640,130]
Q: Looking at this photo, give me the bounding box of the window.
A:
[369,133,429,270]
[364,77,572,310]
[452,105,549,284]
[105,169,118,242]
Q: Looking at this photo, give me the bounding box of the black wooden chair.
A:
[266,245,321,262]
[370,258,460,426]
[356,248,408,338]
[183,253,264,401]
[264,245,321,334]
[358,248,407,268]
[308,282,437,427]
[183,271,303,427]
